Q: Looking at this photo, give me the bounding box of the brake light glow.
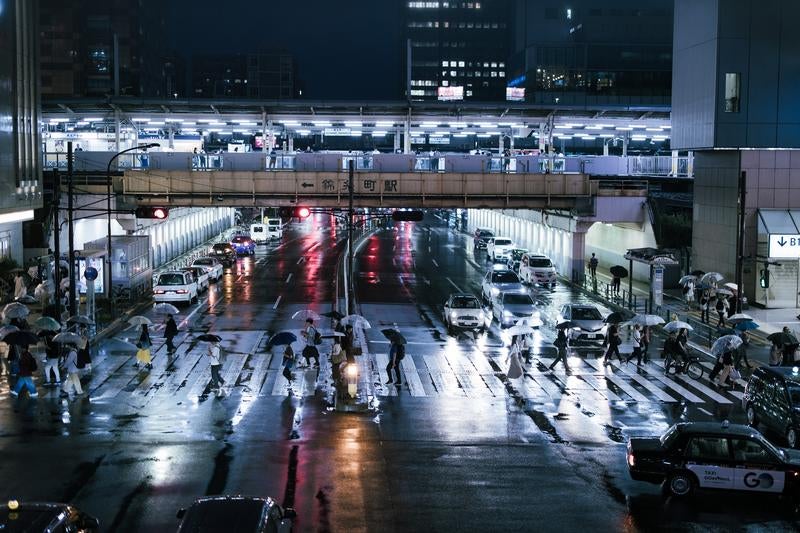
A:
[154,290,165,294]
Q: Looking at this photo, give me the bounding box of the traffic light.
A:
[391,210,424,222]
[278,206,311,219]
[760,269,770,289]
[135,206,169,219]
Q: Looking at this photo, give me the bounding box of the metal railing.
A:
[627,156,692,177]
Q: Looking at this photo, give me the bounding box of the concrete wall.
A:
[585,221,659,284]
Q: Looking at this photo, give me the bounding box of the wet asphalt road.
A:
[1,213,799,532]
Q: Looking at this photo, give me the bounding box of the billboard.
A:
[506,87,525,102]
[437,86,464,101]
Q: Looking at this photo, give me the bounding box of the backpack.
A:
[313,329,322,345]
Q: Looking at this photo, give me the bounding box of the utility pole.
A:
[735,171,746,313]
[67,142,77,317]
[52,169,61,319]
[347,159,355,314]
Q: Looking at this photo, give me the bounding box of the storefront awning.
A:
[757,209,800,235]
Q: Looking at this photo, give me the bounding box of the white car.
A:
[182,266,210,292]
[153,271,198,305]
[487,237,515,262]
[491,291,539,328]
[443,293,486,334]
[266,218,283,240]
[481,269,525,302]
[519,253,558,288]
[192,257,223,282]
[250,223,268,244]
[558,304,607,344]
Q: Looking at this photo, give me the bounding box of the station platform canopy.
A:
[624,247,680,266]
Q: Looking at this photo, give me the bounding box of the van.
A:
[266,218,283,240]
[250,224,267,244]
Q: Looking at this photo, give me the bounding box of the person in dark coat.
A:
[385,338,405,385]
[342,324,355,363]
[549,329,569,371]
[164,314,179,354]
[602,324,623,366]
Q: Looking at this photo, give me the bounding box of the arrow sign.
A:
[778,237,787,246]
[769,234,800,258]
[301,182,314,188]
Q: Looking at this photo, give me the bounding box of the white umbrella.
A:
[0,325,19,339]
[629,314,666,327]
[292,309,323,321]
[127,315,153,327]
[664,320,693,332]
[154,303,179,315]
[67,315,94,325]
[53,332,82,345]
[727,313,753,324]
[507,325,535,336]
[723,282,738,292]
[714,288,734,297]
[15,295,37,305]
[712,334,743,356]
[678,275,697,286]
[341,314,372,329]
[700,272,724,285]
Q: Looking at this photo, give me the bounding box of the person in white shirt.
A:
[626,325,644,366]
[207,341,224,392]
[60,345,83,397]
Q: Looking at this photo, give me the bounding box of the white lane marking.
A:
[432,259,439,268]
[272,295,282,310]
[296,256,305,265]
[446,277,462,292]
[699,407,713,416]
[466,257,483,271]
[428,246,431,253]
[286,273,293,283]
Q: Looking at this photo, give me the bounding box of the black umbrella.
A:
[197,334,222,343]
[321,310,345,320]
[556,321,579,330]
[609,265,628,278]
[3,330,41,346]
[690,270,706,277]
[381,328,407,345]
[604,312,627,324]
[266,331,297,348]
[768,332,799,345]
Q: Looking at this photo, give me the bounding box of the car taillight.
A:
[627,453,635,467]
[154,290,165,294]
[176,289,188,294]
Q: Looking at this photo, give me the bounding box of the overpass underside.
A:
[117,170,644,209]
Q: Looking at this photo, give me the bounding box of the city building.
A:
[405,0,512,101]
[1,0,43,265]
[672,0,800,309]
[509,0,673,107]
[190,52,296,100]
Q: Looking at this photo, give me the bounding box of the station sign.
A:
[768,234,800,259]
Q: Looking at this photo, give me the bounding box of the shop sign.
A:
[768,234,800,258]
[653,266,664,307]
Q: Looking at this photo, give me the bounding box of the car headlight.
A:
[503,310,513,317]
[450,311,457,319]
[478,311,485,320]
[491,287,499,296]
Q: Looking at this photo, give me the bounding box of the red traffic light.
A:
[135,206,170,219]
[297,207,310,219]
[278,206,311,219]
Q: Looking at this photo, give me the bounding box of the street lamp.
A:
[106,143,160,303]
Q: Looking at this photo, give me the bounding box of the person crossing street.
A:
[301,318,321,367]
[164,314,179,354]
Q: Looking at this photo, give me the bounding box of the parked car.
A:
[177,496,295,533]
[487,237,516,262]
[250,223,268,244]
[153,271,198,305]
[558,304,606,344]
[481,269,525,302]
[492,291,539,328]
[473,228,495,250]
[628,421,800,499]
[182,266,210,292]
[192,257,224,282]
[443,293,486,334]
[0,500,100,532]
[519,253,558,289]
[743,366,800,448]
[211,243,237,266]
[230,235,256,255]
[506,248,529,272]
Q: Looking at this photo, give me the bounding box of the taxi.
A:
[0,500,100,531]
[627,421,800,498]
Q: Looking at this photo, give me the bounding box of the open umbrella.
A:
[714,288,734,297]
[734,321,759,331]
[723,282,739,292]
[321,310,345,320]
[700,272,724,285]
[53,332,82,345]
[712,334,743,356]
[556,321,579,330]
[128,316,153,327]
[15,295,37,305]
[341,314,372,329]
[197,333,222,343]
[664,321,693,332]
[609,265,629,278]
[266,331,297,347]
[67,315,94,325]
[679,275,698,286]
[604,312,627,324]
[33,316,61,332]
[628,314,666,327]
[507,324,534,337]
[727,313,753,324]
[324,331,346,338]
[3,330,41,346]
[154,303,179,315]
[768,331,799,345]
[2,302,29,319]
[101,338,140,354]
[690,270,705,277]
[292,309,322,321]
[0,325,18,339]
[381,328,407,345]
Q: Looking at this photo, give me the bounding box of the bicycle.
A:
[664,352,704,380]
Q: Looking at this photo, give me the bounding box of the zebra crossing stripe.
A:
[608,362,678,402]
[247,353,272,396]
[218,354,249,394]
[647,361,733,404]
[423,355,465,396]
[399,356,426,397]
[577,374,624,402]
[581,358,651,402]
[374,353,399,397]
[621,363,705,403]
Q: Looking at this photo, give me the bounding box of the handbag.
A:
[729,368,742,382]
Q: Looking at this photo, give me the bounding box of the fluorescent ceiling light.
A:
[167,118,184,123]
[628,124,646,129]
[282,121,301,127]
[0,209,34,224]
[631,136,647,141]
[313,121,331,127]
[76,121,89,126]
[646,128,662,132]
[132,118,150,122]
[350,131,362,136]
[566,123,584,128]
[662,125,671,129]
[554,125,571,129]
[450,122,468,128]
[579,135,596,140]
[236,121,257,125]
[49,118,69,123]
[182,122,196,126]
[453,133,468,138]
[84,117,102,122]
[599,134,614,138]
[477,133,491,138]
[585,125,603,130]
[555,135,573,139]
[616,127,633,131]
[372,131,387,136]
[296,129,311,135]
[233,129,249,133]
[376,121,394,128]
[344,121,362,127]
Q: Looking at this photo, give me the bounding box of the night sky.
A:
[167,0,404,100]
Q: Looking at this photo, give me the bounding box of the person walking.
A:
[135,324,153,370]
[164,314,178,354]
[207,340,225,395]
[640,326,651,363]
[330,338,346,386]
[715,296,728,328]
[10,346,38,398]
[42,333,61,386]
[588,253,598,279]
[684,280,695,307]
[507,336,524,379]
[269,149,277,169]
[333,317,345,336]
[60,344,83,398]
[626,325,644,366]
[769,340,783,366]
[700,292,710,324]
[385,338,405,385]
[301,318,320,367]
[549,329,569,371]
[342,324,355,363]
[715,350,735,388]
[282,345,295,383]
[77,325,92,375]
[603,324,623,366]
[611,274,621,296]
[734,330,752,370]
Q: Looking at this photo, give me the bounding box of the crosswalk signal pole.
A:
[347,159,355,315]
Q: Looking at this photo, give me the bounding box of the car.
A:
[558,304,606,344]
[230,235,256,255]
[211,243,237,266]
[266,218,283,240]
[0,500,100,532]
[481,269,525,302]
[487,237,516,262]
[177,496,295,533]
[182,266,210,292]
[153,270,198,305]
[443,293,486,334]
[506,248,529,272]
[492,291,539,328]
[250,223,268,244]
[519,253,558,288]
[192,257,224,281]
[473,227,495,250]
[743,366,800,448]
[627,421,800,499]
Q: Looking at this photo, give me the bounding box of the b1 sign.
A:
[768,234,800,258]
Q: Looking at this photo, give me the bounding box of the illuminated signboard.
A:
[437,86,464,101]
[506,87,525,102]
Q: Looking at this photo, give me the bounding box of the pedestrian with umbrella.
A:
[342,324,355,363]
[300,318,321,367]
[602,323,623,366]
[610,266,627,296]
[385,335,405,386]
[506,335,524,379]
[10,343,38,399]
[59,341,83,398]
[76,324,92,375]
[734,330,752,371]
[700,292,711,324]
[206,338,225,396]
[135,323,152,370]
[41,330,61,386]
[714,295,729,328]
[625,324,644,366]
[164,314,178,354]
[330,337,346,386]
[549,328,569,371]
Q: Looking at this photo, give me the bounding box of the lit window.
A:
[458,60,465,67]
[451,70,457,76]
[442,70,448,76]
[491,62,497,68]
[725,73,740,113]
[475,71,481,77]
[466,90,473,96]
[444,21,449,27]
[483,62,489,68]
[491,71,497,77]
[442,60,448,67]
[475,2,481,7]
[442,80,449,86]
[499,62,505,68]
[499,71,505,77]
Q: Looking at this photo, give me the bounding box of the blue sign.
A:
[83,266,98,281]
